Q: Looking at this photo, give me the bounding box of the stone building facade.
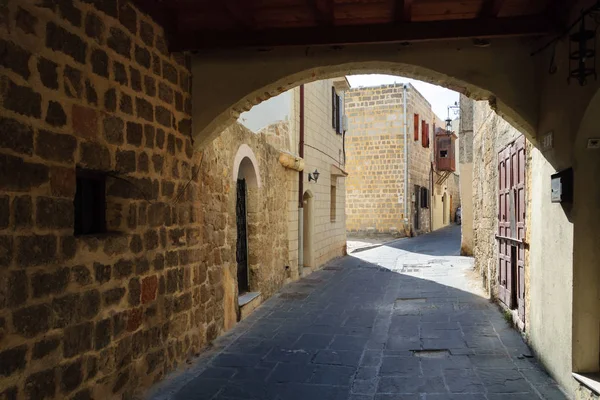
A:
[344,83,459,236]
[0,1,293,399]
[239,77,348,277]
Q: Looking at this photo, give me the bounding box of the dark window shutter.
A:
[414,114,419,141]
[337,94,343,134]
[331,87,336,129]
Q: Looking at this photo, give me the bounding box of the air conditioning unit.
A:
[342,115,348,132]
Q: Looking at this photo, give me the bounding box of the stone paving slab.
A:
[147,226,568,400]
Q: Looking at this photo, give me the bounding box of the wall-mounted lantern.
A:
[308,169,320,183]
[569,12,597,86]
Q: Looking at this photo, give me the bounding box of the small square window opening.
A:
[74,169,107,236]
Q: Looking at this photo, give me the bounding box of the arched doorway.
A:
[302,191,314,271]
[232,145,262,295]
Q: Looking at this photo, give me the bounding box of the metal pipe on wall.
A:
[403,84,410,234]
[298,85,305,277]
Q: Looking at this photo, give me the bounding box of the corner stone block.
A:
[72,104,98,140]
[141,275,158,304]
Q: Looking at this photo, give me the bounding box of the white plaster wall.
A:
[527,147,574,393]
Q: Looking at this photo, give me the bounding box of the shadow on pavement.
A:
[146,233,566,400]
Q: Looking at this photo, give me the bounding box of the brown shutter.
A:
[331,87,336,129]
[413,114,419,141]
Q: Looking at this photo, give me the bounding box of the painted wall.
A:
[459,95,474,255]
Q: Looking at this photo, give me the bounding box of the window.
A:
[331,87,343,134]
[330,185,337,222]
[440,150,448,158]
[74,169,106,235]
[413,114,419,141]
[420,187,429,208]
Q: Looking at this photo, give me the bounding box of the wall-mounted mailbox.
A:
[551,168,573,203]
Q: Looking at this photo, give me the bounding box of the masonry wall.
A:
[345,83,444,236]
[472,101,526,295]
[0,1,279,399]
[289,79,347,271]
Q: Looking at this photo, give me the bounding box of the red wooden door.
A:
[513,136,526,321]
[497,136,526,321]
[498,146,512,306]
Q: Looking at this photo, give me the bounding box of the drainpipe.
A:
[403,84,410,235]
[298,85,305,277]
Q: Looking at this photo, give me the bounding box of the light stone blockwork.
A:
[344,83,459,236]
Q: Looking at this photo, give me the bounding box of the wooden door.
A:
[498,145,512,307]
[236,179,249,294]
[513,136,526,321]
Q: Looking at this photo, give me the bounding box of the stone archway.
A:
[192,39,538,148]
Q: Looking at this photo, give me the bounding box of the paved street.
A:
[148,226,567,400]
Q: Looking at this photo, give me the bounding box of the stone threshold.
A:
[238,292,262,321]
[573,372,600,395]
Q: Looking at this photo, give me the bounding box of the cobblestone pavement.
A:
[148,226,567,400]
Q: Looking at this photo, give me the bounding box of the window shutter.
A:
[337,94,343,134]
[331,87,336,129]
[413,114,419,141]
[421,120,426,144]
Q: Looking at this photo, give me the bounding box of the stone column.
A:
[459,95,474,255]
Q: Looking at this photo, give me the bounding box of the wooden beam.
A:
[171,15,556,51]
[478,0,505,18]
[311,0,334,26]
[395,0,413,22]
[223,0,255,30]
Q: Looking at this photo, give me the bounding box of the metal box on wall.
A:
[551,168,573,203]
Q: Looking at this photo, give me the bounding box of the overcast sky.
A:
[347,74,459,122]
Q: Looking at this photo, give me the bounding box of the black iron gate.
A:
[236,179,249,293]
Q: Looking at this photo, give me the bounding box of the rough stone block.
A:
[63,322,93,358]
[107,27,131,59]
[91,48,108,77]
[85,80,98,105]
[119,2,137,34]
[0,345,26,377]
[127,308,142,332]
[126,121,143,146]
[0,39,31,79]
[25,369,56,399]
[94,263,112,283]
[144,75,156,97]
[72,265,92,286]
[114,61,128,85]
[60,359,82,394]
[129,235,143,253]
[37,57,58,89]
[0,117,33,155]
[33,337,60,359]
[104,88,116,112]
[0,154,48,192]
[152,154,164,173]
[81,290,100,319]
[141,275,158,304]
[158,82,173,104]
[112,368,129,393]
[135,45,151,70]
[128,278,141,306]
[36,197,73,229]
[102,287,125,306]
[138,152,149,173]
[57,0,82,27]
[120,93,133,115]
[64,65,82,98]
[46,21,87,64]
[136,97,153,122]
[36,130,77,163]
[156,106,172,128]
[114,259,133,278]
[1,78,41,118]
[130,67,142,92]
[72,104,98,139]
[81,0,117,18]
[52,293,79,328]
[32,267,70,298]
[152,52,161,75]
[13,304,52,338]
[16,6,37,35]
[79,142,110,170]
[50,167,76,198]
[95,318,111,350]
[140,21,154,46]
[17,234,56,267]
[46,101,67,127]
[84,11,104,42]
[103,115,124,144]
[116,150,136,173]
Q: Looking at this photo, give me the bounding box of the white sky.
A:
[347,74,459,122]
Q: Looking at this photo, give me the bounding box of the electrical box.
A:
[551,168,573,203]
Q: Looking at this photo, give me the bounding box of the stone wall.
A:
[345,83,444,236]
[472,100,527,297]
[0,1,291,399]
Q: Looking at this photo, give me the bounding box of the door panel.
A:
[236,179,249,294]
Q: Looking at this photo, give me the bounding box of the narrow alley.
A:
[148,227,566,400]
